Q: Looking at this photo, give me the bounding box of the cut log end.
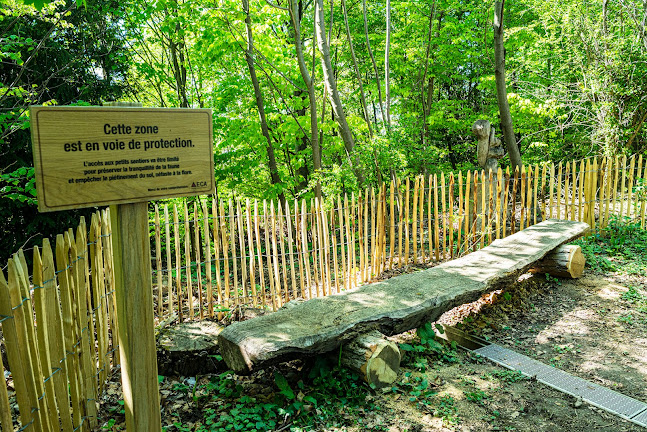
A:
[341,331,401,388]
[529,244,585,279]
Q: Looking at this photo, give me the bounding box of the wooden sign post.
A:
[30,103,214,431]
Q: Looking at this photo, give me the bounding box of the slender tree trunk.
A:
[420,2,437,144]
[362,0,384,124]
[342,0,373,137]
[385,0,392,127]
[314,0,364,184]
[242,0,286,205]
[493,0,521,170]
[290,0,322,197]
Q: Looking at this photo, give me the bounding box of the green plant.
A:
[400,322,460,367]
[622,286,645,304]
[489,369,528,384]
[434,395,459,423]
[465,389,488,404]
[618,314,634,325]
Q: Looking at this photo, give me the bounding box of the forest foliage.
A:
[2,0,647,260]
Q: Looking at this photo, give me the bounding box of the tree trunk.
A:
[243,0,286,205]
[362,0,385,125]
[385,0,392,127]
[342,0,373,137]
[493,0,521,170]
[290,0,322,197]
[314,0,364,184]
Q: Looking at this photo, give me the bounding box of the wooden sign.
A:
[30,106,214,212]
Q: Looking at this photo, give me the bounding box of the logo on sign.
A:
[191,181,208,188]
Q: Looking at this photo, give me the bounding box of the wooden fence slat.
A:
[577,159,585,222]
[18,250,55,432]
[449,173,455,258]
[389,182,395,270]
[301,200,313,297]
[619,155,627,218]
[6,258,46,431]
[533,164,540,225]
[184,203,194,319]
[566,162,572,221]
[520,167,526,230]
[381,185,388,271]
[91,215,109,390]
[471,170,479,247]
[220,201,231,310]
[253,200,266,308]
[0,326,12,431]
[330,207,340,293]
[228,200,239,308]
[245,199,257,308]
[32,247,61,431]
[511,168,518,234]
[591,158,599,230]
[173,205,183,321]
[640,161,647,228]
[549,162,555,219]
[194,202,204,319]
[634,155,643,223]
[427,175,434,261]
[236,201,248,305]
[270,202,283,306]
[63,232,84,428]
[404,179,410,266]
[363,189,370,280]
[480,170,487,247]
[418,179,424,263]
[101,209,119,366]
[496,168,502,240]
[203,201,214,317]
[627,155,636,219]
[346,194,355,289]
[310,199,320,292]
[601,158,610,228]
[164,205,173,317]
[558,162,564,220]
[262,201,275,309]
[42,239,74,431]
[436,174,440,262]
[370,187,378,271]
[0,264,34,429]
[488,169,494,243]
[283,201,296,304]
[337,196,348,291]
[464,171,476,250]
[441,173,447,260]
[212,199,224,317]
[541,163,547,220]
[294,200,306,299]
[502,168,510,238]
[412,179,419,264]
[74,222,98,429]
[321,200,332,293]
[277,202,289,302]
[154,206,162,318]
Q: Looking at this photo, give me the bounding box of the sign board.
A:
[30,106,214,212]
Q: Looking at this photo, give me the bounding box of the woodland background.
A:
[2,0,647,261]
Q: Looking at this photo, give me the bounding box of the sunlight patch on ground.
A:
[535,308,592,343]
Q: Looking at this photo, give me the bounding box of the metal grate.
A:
[473,344,647,428]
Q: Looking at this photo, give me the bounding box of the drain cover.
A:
[473,344,647,428]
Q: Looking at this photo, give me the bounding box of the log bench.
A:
[218,219,589,380]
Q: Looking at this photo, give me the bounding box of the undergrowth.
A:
[576,216,647,275]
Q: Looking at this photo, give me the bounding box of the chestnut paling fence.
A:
[0,155,646,431]
[150,155,647,322]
